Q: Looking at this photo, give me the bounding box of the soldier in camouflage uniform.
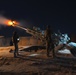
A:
[12,31,19,58]
[45,25,55,57]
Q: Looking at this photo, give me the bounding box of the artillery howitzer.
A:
[8,20,70,46]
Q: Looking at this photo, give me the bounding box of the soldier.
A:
[12,31,19,57]
[45,25,55,58]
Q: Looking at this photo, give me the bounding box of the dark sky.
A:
[0,0,76,37]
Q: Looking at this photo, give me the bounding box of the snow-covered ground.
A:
[58,49,71,54]
[0,45,75,75]
[58,42,76,55]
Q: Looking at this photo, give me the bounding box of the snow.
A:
[67,42,76,47]
[57,42,76,54]
[58,49,71,54]
[28,54,40,56]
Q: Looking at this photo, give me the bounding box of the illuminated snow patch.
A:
[28,54,40,56]
[68,42,76,47]
[22,46,31,48]
[58,49,71,54]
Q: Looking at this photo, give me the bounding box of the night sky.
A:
[0,0,76,37]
